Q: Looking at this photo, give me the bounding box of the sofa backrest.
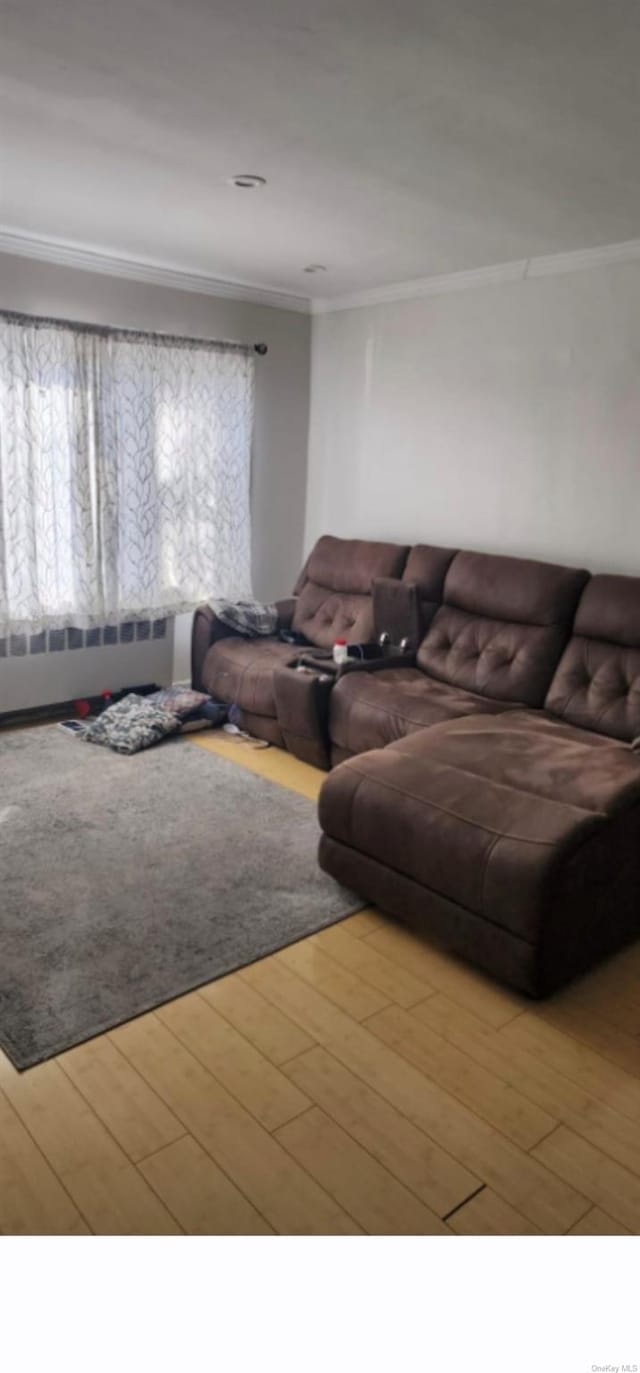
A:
[292,535,409,648]
[402,544,458,635]
[371,543,458,648]
[417,550,589,706]
[545,574,640,740]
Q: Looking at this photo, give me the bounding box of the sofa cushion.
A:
[417,551,589,707]
[329,666,512,756]
[546,574,640,741]
[401,544,458,635]
[201,637,296,718]
[319,710,640,948]
[395,710,640,815]
[292,535,409,648]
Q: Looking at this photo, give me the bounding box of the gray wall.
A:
[305,259,640,576]
[0,253,310,702]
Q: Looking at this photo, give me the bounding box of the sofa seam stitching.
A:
[338,690,503,729]
[337,764,604,845]
[379,745,633,817]
[479,830,502,916]
[322,834,539,950]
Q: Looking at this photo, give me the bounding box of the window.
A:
[0,311,255,636]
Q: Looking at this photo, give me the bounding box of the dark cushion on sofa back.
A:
[292,535,409,648]
[545,574,640,740]
[402,544,458,635]
[373,543,457,646]
[417,550,589,706]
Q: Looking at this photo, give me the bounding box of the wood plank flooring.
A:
[1,728,638,1235]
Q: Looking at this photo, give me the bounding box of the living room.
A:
[0,3,637,1370]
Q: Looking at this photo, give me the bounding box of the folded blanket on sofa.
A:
[208,598,278,637]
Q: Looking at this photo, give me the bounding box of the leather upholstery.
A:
[318,835,542,993]
[573,572,640,643]
[201,637,296,718]
[372,577,422,647]
[291,535,409,648]
[191,532,640,995]
[401,544,458,637]
[292,585,381,648]
[417,551,589,706]
[191,596,295,692]
[234,710,285,747]
[319,803,640,998]
[440,549,587,624]
[546,573,640,740]
[309,542,640,997]
[395,711,640,819]
[320,716,606,944]
[319,710,640,994]
[273,664,334,769]
[191,603,242,692]
[329,548,588,755]
[418,608,572,707]
[329,666,511,757]
[296,534,409,596]
[192,535,409,735]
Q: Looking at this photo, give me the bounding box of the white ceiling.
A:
[1,0,640,302]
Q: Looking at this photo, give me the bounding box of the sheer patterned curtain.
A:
[0,310,255,636]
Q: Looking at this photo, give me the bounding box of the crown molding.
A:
[4,224,640,320]
[524,236,640,278]
[311,259,528,313]
[312,235,640,314]
[0,227,311,315]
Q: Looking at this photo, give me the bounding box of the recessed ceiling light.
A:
[228,174,267,189]
[303,263,327,273]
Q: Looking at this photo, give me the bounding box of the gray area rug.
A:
[0,728,362,1069]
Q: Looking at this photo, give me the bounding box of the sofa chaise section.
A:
[319,710,640,995]
[319,571,640,995]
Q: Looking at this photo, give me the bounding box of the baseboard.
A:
[0,683,160,730]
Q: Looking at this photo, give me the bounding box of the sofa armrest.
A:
[273,663,334,769]
[274,597,297,630]
[373,577,422,649]
[191,597,299,690]
[191,604,240,690]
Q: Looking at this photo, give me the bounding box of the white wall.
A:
[1,634,172,714]
[0,253,310,704]
[305,260,640,576]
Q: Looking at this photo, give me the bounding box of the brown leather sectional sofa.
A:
[192,535,640,997]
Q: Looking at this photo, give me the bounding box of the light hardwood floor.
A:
[1,730,639,1236]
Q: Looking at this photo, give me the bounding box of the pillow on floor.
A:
[148,685,210,717]
[83,693,180,754]
[183,699,228,726]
